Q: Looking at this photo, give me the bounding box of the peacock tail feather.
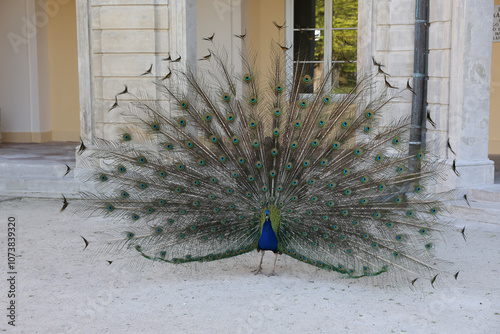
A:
[74,33,456,284]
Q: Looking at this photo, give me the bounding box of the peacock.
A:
[70,26,460,286]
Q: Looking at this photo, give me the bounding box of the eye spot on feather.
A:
[243,74,252,82]
[178,118,187,127]
[222,93,231,102]
[122,133,131,141]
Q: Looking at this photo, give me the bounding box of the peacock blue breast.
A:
[258,220,278,252]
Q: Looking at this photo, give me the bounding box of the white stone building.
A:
[0,0,498,195]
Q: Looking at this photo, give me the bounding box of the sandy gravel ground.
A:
[0,196,499,334]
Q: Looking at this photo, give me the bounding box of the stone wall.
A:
[76,0,196,143]
[370,0,494,188]
[75,0,495,187]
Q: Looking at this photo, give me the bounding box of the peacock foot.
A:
[252,267,263,275]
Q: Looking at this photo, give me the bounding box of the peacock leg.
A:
[253,250,265,274]
[268,252,278,276]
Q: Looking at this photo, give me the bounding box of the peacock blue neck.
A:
[258,211,278,252]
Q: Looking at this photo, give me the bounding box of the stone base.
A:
[438,158,495,192]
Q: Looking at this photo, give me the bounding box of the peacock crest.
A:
[71,25,460,286]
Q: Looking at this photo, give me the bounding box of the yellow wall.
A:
[48,0,80,141]
[249,0,285,75]
[490,0,500,154]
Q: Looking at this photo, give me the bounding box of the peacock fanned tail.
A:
[76,34,454,284]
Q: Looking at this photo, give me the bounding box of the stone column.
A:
[447,0,494,188]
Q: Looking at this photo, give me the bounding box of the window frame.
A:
[284,0,360,97]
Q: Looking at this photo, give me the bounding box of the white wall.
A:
[0,0,51,141]
[196,0,248,75]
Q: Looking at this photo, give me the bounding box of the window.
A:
[285,0,358,94]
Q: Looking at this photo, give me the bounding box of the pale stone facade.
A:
[76,0,196,143]
[75,0,495,188]
[368,0,495,188]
